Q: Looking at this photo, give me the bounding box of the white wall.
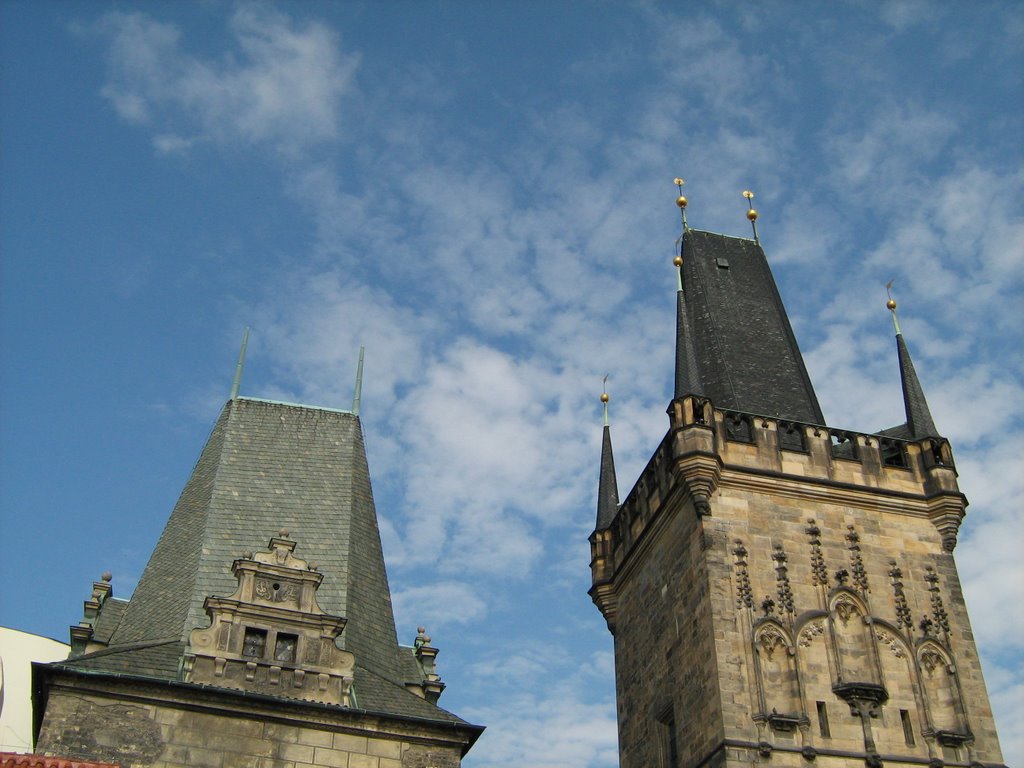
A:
[0,626,69,752]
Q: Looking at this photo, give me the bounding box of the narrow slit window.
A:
[657,711,679,768]
[816,701,831,739]
[900,709,915,746]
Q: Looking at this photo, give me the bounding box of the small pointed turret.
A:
[887,290,940,439]
[674,247,703,400]
[672,180,702,400]
[596,385,620,530]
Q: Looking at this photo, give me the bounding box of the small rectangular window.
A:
[901,709,915,746]
[275,633,298,663]
[242,627,267,659]
[816,701,831,739]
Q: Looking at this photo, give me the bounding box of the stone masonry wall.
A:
[708,482,1003,765]
[612,493,725,768]
[36,686,464,768]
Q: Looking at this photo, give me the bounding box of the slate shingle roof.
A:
[58,397,465,726]
[675,230,824,424]
[595,425,619,530]
[896,333,939,438]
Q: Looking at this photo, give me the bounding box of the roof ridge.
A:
[63,637,181,662]
[236,396,355,415]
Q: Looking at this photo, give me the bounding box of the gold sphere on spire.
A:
[600,392,610,404]
[673,255,683,267]
[887,299,897,310]
[746,208,758,221]
[676,195,688,208]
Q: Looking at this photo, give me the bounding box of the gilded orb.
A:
[673,255,683,267]
[600,392,610,404]
[746,208,758,221]
[887,299,897,310]
[676,195,688,208]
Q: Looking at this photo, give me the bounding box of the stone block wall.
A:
[35,681,468,768]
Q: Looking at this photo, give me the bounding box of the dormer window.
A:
[243,627,267,658]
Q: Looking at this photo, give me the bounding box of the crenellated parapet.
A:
[590,395,968,630]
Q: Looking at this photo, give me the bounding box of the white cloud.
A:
[392,581,488,630]
[95,6,358,156]
[86,5,1021,765]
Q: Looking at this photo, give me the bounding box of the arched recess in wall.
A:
[829,590,878,686]
[916,640,964,738]
[752,620,801,721]
[873,622,925,754]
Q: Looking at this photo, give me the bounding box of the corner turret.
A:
[596,386,619,530]
[886,293,940,439]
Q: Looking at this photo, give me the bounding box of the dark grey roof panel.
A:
[60,640,185,679]
[674,288,702,400]
[679,230,824,423]
[595,425,619,530]
[91,598,128,645]
[896,334,940,438]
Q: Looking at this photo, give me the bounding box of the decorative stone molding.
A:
[408,626,446,703]
[184,534,355,706]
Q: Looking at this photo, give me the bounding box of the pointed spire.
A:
[887,288,939,439]
[352,346,365,416]
[673,189,702,400]
[596,384,619,530]
[230,327,250,400]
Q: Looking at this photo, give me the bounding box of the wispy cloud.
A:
[93,6,358,156]
[85,4,1022,766]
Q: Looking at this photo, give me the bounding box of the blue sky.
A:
[1,2,1021,765]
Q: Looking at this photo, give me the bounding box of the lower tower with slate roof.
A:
[589,200,1006,768]
[33,394,482,767]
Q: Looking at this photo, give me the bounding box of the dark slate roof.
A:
[595,425,619,530]
[675,229,824,424]
[59,397,464,725]
[674,288,702,400]
[896,333,939,438]
[90,597,127,645]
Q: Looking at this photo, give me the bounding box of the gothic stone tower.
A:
[589,222,1005,768]
[34,393,482,767]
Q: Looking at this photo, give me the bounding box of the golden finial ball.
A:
[600,392,610,404]
[746,208,758,221]
[673,255,683,267]
[676,195,688,208]
[887,299,897,310]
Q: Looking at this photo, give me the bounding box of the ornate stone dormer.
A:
[69,571,114,655]
[184,533,355,706]
[406,626,446,703]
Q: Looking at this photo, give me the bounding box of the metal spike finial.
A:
[674,177,689,231]
[886,280,902,335]
[742,190,759,244]
[601,375,610,426]
[352,346,365,416]
[230,327,250,400]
